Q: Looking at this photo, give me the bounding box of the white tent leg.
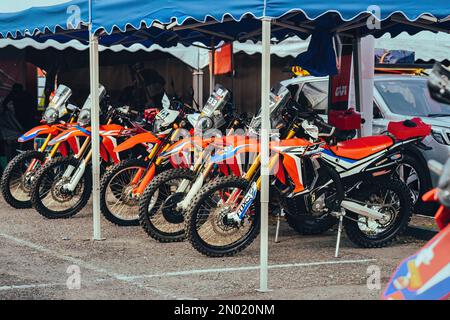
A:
[354,36,375,137]
[258,17,271,293]
[89,31,102,240]
[192,69,204,108]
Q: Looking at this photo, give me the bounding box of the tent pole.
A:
[352,36,374,137]
[258,17,271,293]
[210,39,215,94]
[89,27,102,241]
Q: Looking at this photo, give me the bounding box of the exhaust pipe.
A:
[341,200,388,221]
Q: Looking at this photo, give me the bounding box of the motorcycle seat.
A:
[329,135,394,160]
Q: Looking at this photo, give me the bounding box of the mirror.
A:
[428,62,450,105]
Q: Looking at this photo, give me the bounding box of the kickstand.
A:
[275,215,281,243]
[335,213,344,258]
[274,208,285,243]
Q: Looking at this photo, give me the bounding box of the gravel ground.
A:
[0,197,430,300]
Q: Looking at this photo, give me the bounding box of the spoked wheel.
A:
[100,159,148,226]
[1,150,46,209]
[139,168,197,242]
[344,179,413,248]
[185,176,260,257]
[30,156,92,219]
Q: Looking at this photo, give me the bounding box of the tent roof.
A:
[1,1,449,47]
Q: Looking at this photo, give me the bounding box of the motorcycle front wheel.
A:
[139,168,196,242]
[1,150,46,209]
[185,175,260,257]
[30,156,92,219]
[100,158,148,226]
[344,179,413,248]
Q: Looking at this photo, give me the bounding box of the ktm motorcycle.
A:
[138,110,248,242]
[383,158,450,300]
[136,85,258,242]
[382,62,450,300]
[1,85,80,209]
[184,84,422,257]
[29,86,145,219]
[98,95,200,226]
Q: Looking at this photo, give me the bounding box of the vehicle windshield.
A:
[375,78,450,117]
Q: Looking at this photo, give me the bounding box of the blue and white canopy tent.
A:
[1,0,449,292]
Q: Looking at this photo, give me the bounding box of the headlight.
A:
[42,108,58,124]
[195,116,214,131]
[78,109,91,126]
[153,119,163,132]
[431,131,449,145]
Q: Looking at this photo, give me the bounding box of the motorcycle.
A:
[382,62,450,300]
[98,92,200,226]
[183,84,425,257]
[0,85,80,209]
[138,85,248,242]
[383,158,450,299]
[29,85,145,219]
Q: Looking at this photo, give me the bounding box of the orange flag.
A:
[211,43,233,75]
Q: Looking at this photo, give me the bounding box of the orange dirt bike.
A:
[184,85,420,257]
[0,85,80,209]
[29,87,146,219]
[98,97,205,226]
[138,112,249,242]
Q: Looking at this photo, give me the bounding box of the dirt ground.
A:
[0,197,430,300]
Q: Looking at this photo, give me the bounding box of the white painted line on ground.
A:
[0,232,193,299]
[0,232,375,298]
[0,282,62,291]
[117,258,377,281]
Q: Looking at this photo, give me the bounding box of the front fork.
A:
[178,160,214,211]
[62,137,92,192]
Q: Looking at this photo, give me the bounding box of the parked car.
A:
[280,74,450,214]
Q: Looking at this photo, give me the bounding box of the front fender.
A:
[49,127,89,145]
[114,132,160,153]
[18,125,56,142]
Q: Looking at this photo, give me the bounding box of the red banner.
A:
[329,44,353,111]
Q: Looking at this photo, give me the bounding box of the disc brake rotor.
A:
[51,177,82,203]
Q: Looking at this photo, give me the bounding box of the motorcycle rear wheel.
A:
[344,179,413,248]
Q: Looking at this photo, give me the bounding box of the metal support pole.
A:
[89,28,102,240]
[258,17,271,293]
[193,69,204,108]
[209,39,215,94]
[352,36,374,137]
